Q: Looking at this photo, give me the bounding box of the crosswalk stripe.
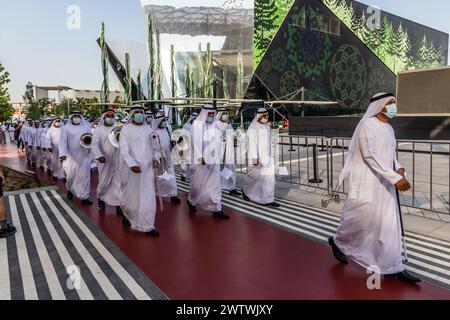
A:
[0,223,11,300]
[49,190,152,300]
[7,195,38,300]
[40,191,122,300]
[37,192,95,300]
[18,194,66,299]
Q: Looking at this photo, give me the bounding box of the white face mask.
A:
[221,114,229,122]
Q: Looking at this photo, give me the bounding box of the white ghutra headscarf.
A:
[337,92,396,188]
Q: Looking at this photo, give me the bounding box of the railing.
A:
[235,134,450,215]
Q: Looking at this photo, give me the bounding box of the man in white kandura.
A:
[19,119,33,165]
[118,105,160,237]
[30,121,41,169]
[187,105,229,219]
[92,109,123,216]
[242,108,280,207]
[215,107,241,196]
[46,118,66,181]
[8,124,15,143]
[179,112,198,182]
[151,112,181,204]
[328,92,421,285]
[59,110,93,205]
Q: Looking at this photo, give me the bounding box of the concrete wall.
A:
[397,67,450,115]
[289,116,450,140]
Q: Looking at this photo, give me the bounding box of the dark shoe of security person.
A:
[67,191,74,201]
[147,229,160,237]
[171,196,181,204]
[122,217,131,228]
[266,202,281,208]
[328,236,348,264]
[116,206,124,216]
[241,189,250,201]
[98,199,106,210]
[213,211,230,220]
[0,224,17,239]
[81,199,93,205]
[187,200,197,213]
[385,271,421,285]
[229,189,241,196]
[180,175,186,182]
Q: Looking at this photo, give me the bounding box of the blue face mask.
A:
[206,117,215,124]
[133,113,145,124]
[383,104,398,119]
[221,114,229,122]
[105,117,116,126]
[160,121,168,128]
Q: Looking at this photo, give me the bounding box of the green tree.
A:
[0,62,13,122]
[254,0,278,60]
[22,81,35,105]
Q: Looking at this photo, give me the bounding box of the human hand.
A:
[131,166,142,173]
[395,178,411,192]
[396,168,405,178]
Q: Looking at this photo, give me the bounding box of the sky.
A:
[1,0,450,102]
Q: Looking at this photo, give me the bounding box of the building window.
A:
[310,12,340,36]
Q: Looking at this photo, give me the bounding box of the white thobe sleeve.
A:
[91,130,104,160]
[119,128,138,168]
[59,128,69,158]
[358,124,403,185]
[192,123,203,165]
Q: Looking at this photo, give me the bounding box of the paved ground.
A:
[1,142,449,299]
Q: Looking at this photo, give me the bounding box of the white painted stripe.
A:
[21,193,66,300]
[38,192,95,300]
[406,237,450,255]
[407,242,450,260]
[405,249,450,269]
[0,226,11,300]
[405,231,450,247]
[407,257,450,278]
[8,195,38,300]
[405,265,450,286]
[49,190,152,300]
[40,192,122,300]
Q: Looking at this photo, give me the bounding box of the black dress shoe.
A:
[122,217,131,228]
[47,169,51,175]
[229,189,242,196]
[63,178,67,182]
[187,200,197,213]
[53,176,58,181]
[147,229,160,237]
[385,271,422,284]
[266,202,281,207]
[213,211,230,220]
[0,224,17,239]
[241,189,250,201]
[98,199,106,210]
[328,236,348,264]
[81,199,93,205]
[171,196,181,204]
[116,206,124,216]
[67,191,74,201]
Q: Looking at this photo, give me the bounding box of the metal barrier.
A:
[234,134,449,215]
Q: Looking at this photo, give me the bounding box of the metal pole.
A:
[309,143,323,184]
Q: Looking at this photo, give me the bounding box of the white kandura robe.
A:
[216,120,237,191]
[151,127,178,198]
[8,126,15,142]
[188,117,222,212]
[46,126,65,179]
[334,117,405,274]
[119,123,157,232]
[180,120,194,180]
[242,122,275,204]
[59,124,92,200]
[92,124,122,206]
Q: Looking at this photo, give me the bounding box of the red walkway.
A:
[1,143,449,300]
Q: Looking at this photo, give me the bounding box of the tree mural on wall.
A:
[254,0,279,67]
[323,0,445,73]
